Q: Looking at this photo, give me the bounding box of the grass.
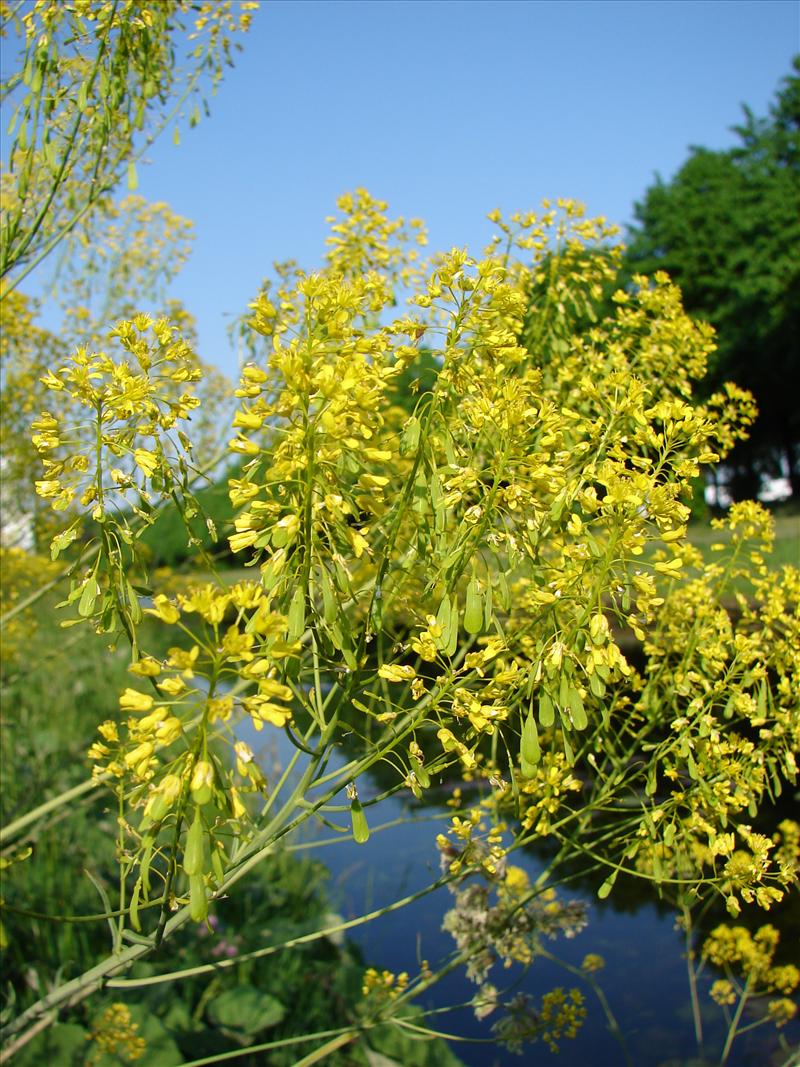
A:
[687,512,799,571]
[0,580,465,1067]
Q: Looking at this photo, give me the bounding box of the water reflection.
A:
[237,715,799,1067]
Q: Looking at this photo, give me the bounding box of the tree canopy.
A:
[625,58,800,500]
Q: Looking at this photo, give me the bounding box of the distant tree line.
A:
[624,57,800,502]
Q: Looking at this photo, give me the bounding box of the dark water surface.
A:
[239,720,799,1067]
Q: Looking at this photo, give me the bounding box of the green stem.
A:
[289,1031,359,1067]
[720,976,752,1065]
[0,777,103,847]
[108,869,453,989]
[539,948,632,1067]
[681,904,705,1055]
[177,1026,363,1067]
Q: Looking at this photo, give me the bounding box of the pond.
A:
[239,718,800,1067]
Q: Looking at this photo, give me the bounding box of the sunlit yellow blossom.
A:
[119,689,155,713]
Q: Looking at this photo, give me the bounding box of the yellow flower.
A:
[128,657,162,678]
[378,663,417,682]
[145,594,180,624]
[119,689,155,713]
[133,448,158,477]
[242,695,292,729]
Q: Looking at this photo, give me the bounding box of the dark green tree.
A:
[625,58,800,500]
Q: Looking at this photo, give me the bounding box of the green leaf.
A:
[127,160,138,191]
[12,1024,87,1067]
[207,987,286,1037]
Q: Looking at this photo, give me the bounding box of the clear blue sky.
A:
[40,1,800,376]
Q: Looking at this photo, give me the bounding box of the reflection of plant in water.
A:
[493,988,587,1055]
[440,841,589,1057]
[700,921,799,1064]
[442,874,587,985]
[636,816,800,1065]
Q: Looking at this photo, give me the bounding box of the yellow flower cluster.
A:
[702,923,799,1027]
[538,987,587,1053]
[361,967,410,1001]
[34,314,201,519]
[0,547,60,670]
[23,187,791,976]
[86,1002,145,1065]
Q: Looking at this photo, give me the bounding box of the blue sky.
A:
[31,1,800,376]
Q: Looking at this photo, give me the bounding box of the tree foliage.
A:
[625,58,800,500]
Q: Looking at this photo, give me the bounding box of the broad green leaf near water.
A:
[206,986,286,1037]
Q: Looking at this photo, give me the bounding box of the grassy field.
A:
[688,512,799,571]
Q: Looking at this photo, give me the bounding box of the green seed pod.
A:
[589,673,605,699]
[189,873,208,922]
[483,579,493,630]
[445,594,458,656]
[538,690,555,728]
[78,577,100,618]
[597,872,617,899]
[320,568,337,624]
[129,877,142,932]
[190,760,214,806]
[401,416,420,455]
[288,586,306,640]
[464,579,483,635]
[140,836,154,898]
[496,570,510,610]
[183,809,205,876]
[567,687,588,731]
[559,673,572,708]
[520,709,541,776]
[350,798,369,844]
